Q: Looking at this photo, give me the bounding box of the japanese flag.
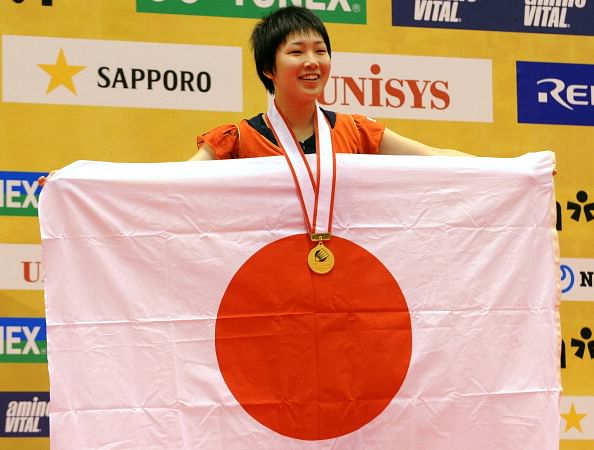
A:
[40,152,560,449]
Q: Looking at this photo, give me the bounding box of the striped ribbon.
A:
[266,100,336,240]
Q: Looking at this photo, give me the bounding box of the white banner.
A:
[321,52,492,122]
[0,243,43,291]
[2,35,242,112]
[561,395,594,440]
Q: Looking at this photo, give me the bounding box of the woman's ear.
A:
[263,69,274,80]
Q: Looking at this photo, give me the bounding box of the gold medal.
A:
[308,241,335,274]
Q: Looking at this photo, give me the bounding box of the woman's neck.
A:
[274,97,316,143]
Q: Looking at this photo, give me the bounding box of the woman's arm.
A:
[189,143,216,161]
[379,128,472,157]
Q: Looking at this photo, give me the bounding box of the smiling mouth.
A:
[300,74,320,81]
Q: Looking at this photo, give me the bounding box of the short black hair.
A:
[250,6,332,94]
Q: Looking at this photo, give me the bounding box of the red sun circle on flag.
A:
[215,234,412,441]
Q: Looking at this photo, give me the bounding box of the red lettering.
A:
[22,261,42,283]
[385,79,405,108]
[405,80,431,109]
[430,80,450,110]
[369,64,382,107]
[319,76,338,105]
[319,63,451,111]
[341,77,365,106]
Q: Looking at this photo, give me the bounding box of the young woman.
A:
[190,6,469,161]
[38,6,466,187]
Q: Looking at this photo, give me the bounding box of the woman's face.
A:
[265,31,331,105]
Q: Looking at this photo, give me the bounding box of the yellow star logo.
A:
[37,48,86,94]
[561,403,587,433]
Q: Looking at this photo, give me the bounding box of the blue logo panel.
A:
[392,0,594,36]
[0,318,48,363]
[517,61,594,126]
[0,171,47,217]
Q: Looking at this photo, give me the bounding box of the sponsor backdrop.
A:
[0,0,592,448]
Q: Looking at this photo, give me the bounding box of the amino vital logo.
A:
[524,0,587,29]
[0,318,47,363]
[0,171,46,217]
[393,0,594,37]
[0,392,50,437]
[137,0,366,24]
[413,0,475,23]
[517,61,594,126]
[320,52,492,122]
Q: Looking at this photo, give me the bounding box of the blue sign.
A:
[0,171,47,217]
[517,61,594,126]
[392,0,594,36]
[0,318,48,363]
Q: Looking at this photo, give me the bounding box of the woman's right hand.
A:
[38,171,56,187]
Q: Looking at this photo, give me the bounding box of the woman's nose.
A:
[304,54,319,68]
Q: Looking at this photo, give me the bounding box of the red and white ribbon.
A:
[266,100,336,238]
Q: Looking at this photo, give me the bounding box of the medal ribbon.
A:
[266,100,336,239]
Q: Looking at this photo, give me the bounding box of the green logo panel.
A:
[0,318,48,363]
[137,0,366,24]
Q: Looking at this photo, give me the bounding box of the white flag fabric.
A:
[40,152,560,450]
